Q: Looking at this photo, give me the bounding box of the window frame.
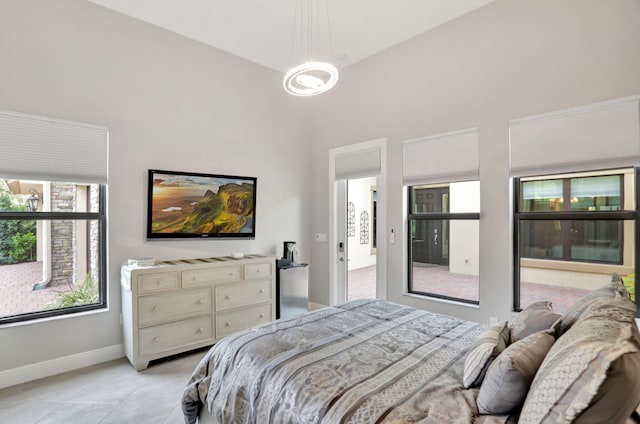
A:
[407,184,480,305]
[513,168,639,316]
[0,185,107,324]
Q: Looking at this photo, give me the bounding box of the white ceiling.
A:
[88,0,494,73]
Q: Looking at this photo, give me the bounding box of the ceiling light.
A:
[283,0,338,97]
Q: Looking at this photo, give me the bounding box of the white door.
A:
[335,180,348,304]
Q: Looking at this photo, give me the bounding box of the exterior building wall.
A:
[49,183,76,287]
[89,185,100,284]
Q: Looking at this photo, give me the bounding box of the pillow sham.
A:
[462,320,509,389]
[509,301,561,344]
[557,279,621,335]
[519,295,640,424]
[477,329,555,415]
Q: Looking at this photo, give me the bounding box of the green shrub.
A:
[622,274,635,302]
[45,274,99,310]
[0,187,36,265]
[10,232,36,262]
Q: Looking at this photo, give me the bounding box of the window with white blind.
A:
[510,97,639,316]
[0,110,108,324]
[403,128,481,303]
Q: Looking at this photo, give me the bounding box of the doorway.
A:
[346,177,377,301]
[329,139,387,306]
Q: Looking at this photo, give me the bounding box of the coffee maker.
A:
[283,241,297,265]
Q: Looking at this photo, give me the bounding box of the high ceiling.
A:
[87,0,494,72]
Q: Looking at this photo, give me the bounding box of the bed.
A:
[182,283,640,424]
[182,299,507,424]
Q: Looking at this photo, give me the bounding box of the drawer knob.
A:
[259,289,265,294]
[196,299,203,305]
[191,277,197,281]
[229,272,235,276]
[153,337,159,344]
[256,269,261,273]
[152,306,159,313]
[225,321,231,327]
[259,313,265,318]
[224,295,231,300]
[156,280,161,285]
[196,327,203,333]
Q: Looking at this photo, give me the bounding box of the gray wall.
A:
[307,0,640,323]
[0,0,310,371]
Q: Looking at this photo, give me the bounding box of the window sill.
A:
[0,305,109,329]
[521,258,633,275]
[402,292,480,309]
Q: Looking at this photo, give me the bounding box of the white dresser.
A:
[120,255,275,370]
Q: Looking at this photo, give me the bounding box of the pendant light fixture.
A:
[283,0,339,97]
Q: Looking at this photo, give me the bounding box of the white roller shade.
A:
[402,128,479,184]
[335,149,381,179]
[0,109,108,184]
[509,96,640,177]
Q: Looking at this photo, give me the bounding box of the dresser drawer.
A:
[182,265,242,288]
[244,262,272,280]
[137,272,178,294]
[139,316,213,357]
[215,279,272,311]
[216,303,271,339]
[138,288,211,327]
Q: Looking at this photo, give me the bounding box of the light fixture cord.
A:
[289,0,334,66]
[325,0,335,62]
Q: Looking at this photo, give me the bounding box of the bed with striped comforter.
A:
[182,299,505,424]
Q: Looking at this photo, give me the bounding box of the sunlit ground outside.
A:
[348,264,593,314]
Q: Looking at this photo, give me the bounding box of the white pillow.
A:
[462,320,509,388]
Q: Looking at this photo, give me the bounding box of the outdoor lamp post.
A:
[27,189,39,212]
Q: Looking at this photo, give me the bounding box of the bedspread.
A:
[182,299,496,424]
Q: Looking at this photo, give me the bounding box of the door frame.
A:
[329,138,387,306]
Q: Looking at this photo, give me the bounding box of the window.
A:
[408,181,480,303]
[0,180,106,324]
[0,109,108,324]
[509,96,640,317]
[514,169,637,314]
[403,128,480,304]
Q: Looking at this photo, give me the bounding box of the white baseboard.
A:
[0,344,124,390]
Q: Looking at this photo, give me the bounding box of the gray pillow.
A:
[477,329,555,415]
[463,321,509,388]
[557,274,630,335]
[509,301,561,343]
[519,296,639,424]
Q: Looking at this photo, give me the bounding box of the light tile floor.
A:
[0,349,207,424]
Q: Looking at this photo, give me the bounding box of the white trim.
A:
[0,344,124,389]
